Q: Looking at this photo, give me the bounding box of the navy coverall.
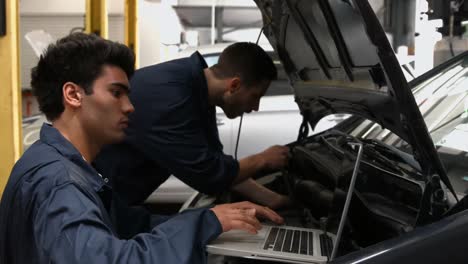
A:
[0,124,221,263]
[95,52,239,204]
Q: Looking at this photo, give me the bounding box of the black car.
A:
[184,0,468,263]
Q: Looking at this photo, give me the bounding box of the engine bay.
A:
[205,130,435,258]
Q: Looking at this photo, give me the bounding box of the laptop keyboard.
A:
[263,227,316,256]
[320,233,333,257]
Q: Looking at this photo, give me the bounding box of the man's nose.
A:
[123,96,135,114]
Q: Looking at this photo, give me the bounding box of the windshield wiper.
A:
[429,112,465,135]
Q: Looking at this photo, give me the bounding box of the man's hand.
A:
[235,145,289,184]
[232,179,292,209]
[210,201,284,234]
[259,145,289,171]
[268,194,293,209]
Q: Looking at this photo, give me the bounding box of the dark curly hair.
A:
[31,33,135,121]
[210,42,277,87]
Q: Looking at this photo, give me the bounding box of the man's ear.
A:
[63,82,83,108]
[226,77,241,94]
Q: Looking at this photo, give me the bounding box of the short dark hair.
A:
[210,42,277,87]
[31,33,135,121]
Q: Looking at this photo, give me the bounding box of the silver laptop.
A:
[207,143,364,264]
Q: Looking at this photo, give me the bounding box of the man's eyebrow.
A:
[110,82,130,91]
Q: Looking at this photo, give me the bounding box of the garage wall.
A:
[17,0,167,117]
[19,15,124,90]
[19,0,125,15]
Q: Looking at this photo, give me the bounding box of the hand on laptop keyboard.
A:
[211,201,285,234]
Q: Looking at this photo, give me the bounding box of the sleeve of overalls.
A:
[33,182,222,264]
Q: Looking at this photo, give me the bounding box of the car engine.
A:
[209,130,430,258]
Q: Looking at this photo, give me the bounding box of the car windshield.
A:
[348,55,468,155]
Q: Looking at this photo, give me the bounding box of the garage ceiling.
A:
[173,6,262,28]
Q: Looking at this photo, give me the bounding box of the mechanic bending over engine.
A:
[0,33,284,264]
[95,42,291,209]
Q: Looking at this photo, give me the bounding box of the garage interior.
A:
[1,0,468,263]
[3,0,467,191]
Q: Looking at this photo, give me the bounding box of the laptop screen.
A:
[328,142,364,260]
[288,136,364,260]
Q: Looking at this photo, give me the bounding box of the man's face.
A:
[221,79,270,119]
[80,65,134,145]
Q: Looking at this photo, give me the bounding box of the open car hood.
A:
[254,0,456,196]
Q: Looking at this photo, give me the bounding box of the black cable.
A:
[234,115,244,160]
[449,40,456,57]
[233,26,265,160]
[255,26,264,44]
[448,0,465,57]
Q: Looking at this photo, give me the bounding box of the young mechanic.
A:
[95,42,291,208]
[0,33,284,264]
